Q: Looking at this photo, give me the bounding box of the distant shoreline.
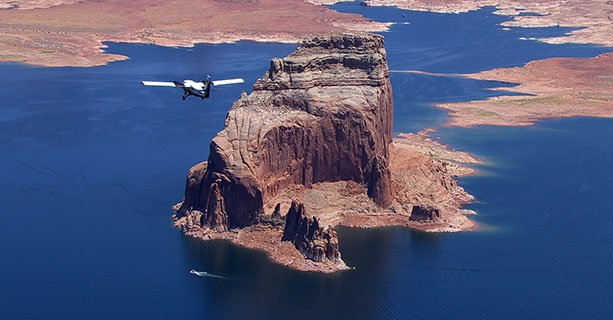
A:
[397,54,613,128]
[1,0,611,67]
[317,0,613,47]
[0,0,389,67]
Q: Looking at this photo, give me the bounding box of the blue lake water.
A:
[1,4,612,320]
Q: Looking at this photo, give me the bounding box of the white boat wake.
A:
[190,269,229,279]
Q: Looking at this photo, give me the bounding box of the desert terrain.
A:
[431,53,613,127]
[0,0,388,66]
[333,0,613,47]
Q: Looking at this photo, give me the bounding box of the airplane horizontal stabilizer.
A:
[211,78,244,86]
[141,81,177,87]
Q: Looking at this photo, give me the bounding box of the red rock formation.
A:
[409,205,441,222]
[177,32,394,231]
[203,179,229,231]
[174,33,478,269]
[282,201,340,262]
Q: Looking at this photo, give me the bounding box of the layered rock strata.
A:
[177,32,394,231]
[174,33,477,272]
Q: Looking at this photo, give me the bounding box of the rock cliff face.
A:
[174,33,476,270]
[177,33,394,231]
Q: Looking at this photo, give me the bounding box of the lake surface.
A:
[1,4,612,320]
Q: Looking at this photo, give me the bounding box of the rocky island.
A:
[173,33,477,272]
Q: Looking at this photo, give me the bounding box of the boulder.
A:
[409,205,441,222]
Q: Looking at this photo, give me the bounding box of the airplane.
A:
[141,75,244,100]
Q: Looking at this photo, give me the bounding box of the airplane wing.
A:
[211,78,244,86]
[141,81,177,87]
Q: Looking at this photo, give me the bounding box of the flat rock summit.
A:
[174,33,476,272]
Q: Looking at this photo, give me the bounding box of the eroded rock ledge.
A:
[174,33,477,272]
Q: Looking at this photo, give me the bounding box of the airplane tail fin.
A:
[203,75,212,98]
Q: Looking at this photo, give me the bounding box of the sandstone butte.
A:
[0,0,389,67]
[173,33,479,273]
[312,0,613,47]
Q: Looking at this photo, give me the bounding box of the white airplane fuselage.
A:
[181,80,208,98]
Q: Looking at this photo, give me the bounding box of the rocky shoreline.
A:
[393,54,613,128]
[319,0,613,47]
[3,0,609,67]
[173,33,479,273]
